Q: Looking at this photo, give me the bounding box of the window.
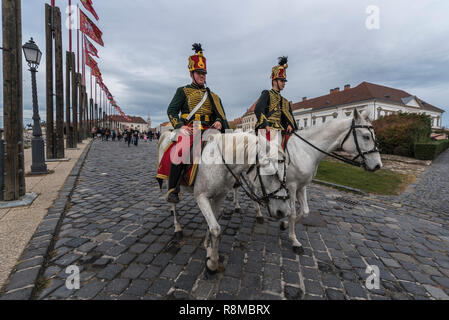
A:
[304,119,308,127]
[312,118,316,126]
[296,120,300,127]
[322,116,326,123]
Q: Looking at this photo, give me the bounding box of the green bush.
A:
[373,113,432,157]
[414,140,449,160]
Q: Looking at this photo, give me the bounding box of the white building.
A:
[292,82,445,130]
[109,115,149,132]
[156,121,174,134]
[241,102,257,132]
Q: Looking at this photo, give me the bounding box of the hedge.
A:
[373,113,432,157]
[414,140,449,160]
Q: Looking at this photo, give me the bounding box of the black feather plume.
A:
[192,43,203,53]
[278,56,288,66]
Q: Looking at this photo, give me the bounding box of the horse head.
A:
[250,134,291,219]
[341,109,383,172]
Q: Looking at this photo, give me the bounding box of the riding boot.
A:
[167,163,185,203]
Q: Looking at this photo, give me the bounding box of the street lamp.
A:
[22,38,48,174]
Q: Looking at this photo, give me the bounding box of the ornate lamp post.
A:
[22,38,48,174]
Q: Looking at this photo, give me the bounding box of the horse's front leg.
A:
[288,194,304,255]
[296,187,310,220]
[171,204,183,239]
[254,201,264,224]
[196,194,221,273]
[233,187,242,213]
[204,230,211,258]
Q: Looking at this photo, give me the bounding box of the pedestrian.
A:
[127,129,132,147]
[91,126,96,139]
[112,130,116,141]
[133,130,139,146]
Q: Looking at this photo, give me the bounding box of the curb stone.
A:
[312,179,368,196]
[0,140,93,300]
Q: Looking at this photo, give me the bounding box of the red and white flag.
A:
[80,9,104,46]
[91,64,102,78]
[85,53,98,69]
[84,36,99,58]
[80,0,99,21]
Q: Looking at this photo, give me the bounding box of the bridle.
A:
[253,151,290,202]
[340,119,380,166]
[292,119,379,169]
[220,142,290,209]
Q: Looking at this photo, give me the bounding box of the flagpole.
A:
[68,0,72,52]
[77,4,79,73]
[82,33,85,86]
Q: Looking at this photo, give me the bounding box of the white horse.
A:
[234,109,383,254]
[157,131,291,272]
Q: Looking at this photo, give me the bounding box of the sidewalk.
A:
[0,140,91,289]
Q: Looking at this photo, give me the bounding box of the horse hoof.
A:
[256,216,264,224]
[280,221,288,231]
[175,231,183,240]
[234,208,242,214]
[293,245,305,255]
[205,258,218,275]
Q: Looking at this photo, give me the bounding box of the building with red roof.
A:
[108,115,149,132]
[241,101,257,132]
[292,81,444,129]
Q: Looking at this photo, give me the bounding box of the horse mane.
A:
[213,132,258,164]
[297,117,352,139]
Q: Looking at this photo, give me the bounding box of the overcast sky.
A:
[1,0,448,127]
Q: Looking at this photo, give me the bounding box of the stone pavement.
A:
[0,140,91,290]
[1,140,448,300]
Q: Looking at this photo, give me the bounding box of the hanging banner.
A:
[80,9,104,46]
[80,0,99,21]
[84,36,99,58]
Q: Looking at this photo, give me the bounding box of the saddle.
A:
[156,138,208,187]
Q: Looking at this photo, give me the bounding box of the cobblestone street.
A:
[2,139,449,300]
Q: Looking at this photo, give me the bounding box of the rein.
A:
[220,153,267,206]
[291,119,379,168]
[255,152,290,203]
[219,140,290,208]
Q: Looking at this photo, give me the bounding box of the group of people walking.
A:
[161,43,297,204]
[91,127,160,146]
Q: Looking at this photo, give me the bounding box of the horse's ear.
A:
[361,109,373,121]
[353,108,361,122]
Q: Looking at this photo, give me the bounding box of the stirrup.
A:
[166,188,182,203]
